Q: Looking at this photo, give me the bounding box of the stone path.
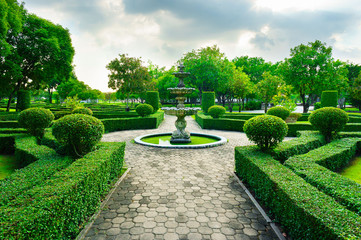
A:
[82,115,278,240]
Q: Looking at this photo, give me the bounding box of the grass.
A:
[141,135,218,145]
[340,155,361,184]
[0,155,18,180]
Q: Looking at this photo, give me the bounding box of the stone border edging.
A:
[75,168,131,240]
[232,172,286,240]
[134,132,227,149]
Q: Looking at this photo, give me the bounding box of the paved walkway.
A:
[83,115,278,240]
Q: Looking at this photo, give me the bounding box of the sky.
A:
[21,0,361,92]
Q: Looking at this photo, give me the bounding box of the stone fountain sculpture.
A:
[162,64,201,143]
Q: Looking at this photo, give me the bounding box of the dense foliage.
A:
[321,90,338,108]
[52,114,104,157]
[18,107,54,140]
[266,106,290,120]
[145,91,159,113]
[308,107,349,142]
[72,107,93,116]
[202,92,215,113]
[243,115,288,151]
[16,90,31,111]
[208,105,226,118]
[136,104,154,117]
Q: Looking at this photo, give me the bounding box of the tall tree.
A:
[280,40,347,113]
[232,70,253,112]
[107,54,151,109]
[256,72,284,113]
[0,11,74,111]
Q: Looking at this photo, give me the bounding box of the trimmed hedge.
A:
[146,91,160,113]
[16,90,31,111]
[0,121,18,128]
[272,131,326,162]
[235,145,361,239]
[321,90,338,108]
[102,112,164,133]
[0,134,23,154]
[196,112,245,131]
[93,112,139,119]
[202,92,215,113]
[208,105,226,118]
[285,138,361,216]
[0,140,126,239]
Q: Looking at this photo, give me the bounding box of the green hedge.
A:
[202,92,215,113]
[0,128,27,134]
[272,131,326,162]
[0,134,23,154]
[235,145,361,239]
[0,121,18,128]
[321,90,338,108]
[0,136,73,206]
[16,90,31,111]
[0,141,126,239]
[146,91,160,113]
[102,112,164,133]
[285,138,361,216]
[93,112,139,119]
[196,112,245,131]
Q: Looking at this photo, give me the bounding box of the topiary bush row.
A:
[0,141,126,239]
[235,144,361,239]
[285,138,361,216]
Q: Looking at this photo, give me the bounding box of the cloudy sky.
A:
[22,0,361,92]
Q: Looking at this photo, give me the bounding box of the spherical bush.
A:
[208,105,226,118]
[243,115,288,151]
[136,104,154,117]
[18,107,54,140]
[72,107,93,116]
[52,114,104,157]
[308,107,349,142]
[266,106,290,120]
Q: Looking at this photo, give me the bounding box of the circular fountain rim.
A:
[134,132,227,149]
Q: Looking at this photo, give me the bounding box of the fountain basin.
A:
[134,132,227,149]
[162,107,201,116]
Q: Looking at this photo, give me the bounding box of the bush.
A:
[145,91,159,113]
[244,100,262,110]
[16,90,31,111]
[208,105,226,118]
[72,107,93,116]
[202,92,215,113]
[321,90,338,108]
[308,107,349,142]
[314,102,322,110]
[52,114,104,157]
[243,115,288,151]
[136,104,154,117]
[266,106,290,120]
[18,108,54,140]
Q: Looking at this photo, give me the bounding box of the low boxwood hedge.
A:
[0,140,126,239]
[102,112,164,133]
[0,121,18,128]
[235,145,361,239]
[285,138,361,215]
[0,133,23,154]
[196,112,245,131]
[93,112,139,119]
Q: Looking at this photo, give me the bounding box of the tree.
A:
[280,40,347,113]
[256,72,284,113]
[232,70,253,112]
[107,54,151,109]
[0,11,74,111]
[349,73,361,111]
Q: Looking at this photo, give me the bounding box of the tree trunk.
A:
[300,93,309,113]
[48,88,53,104]
[228,98,233,113]
[264,102,268,113]
[6,90,16,112]
[242,99,245,112]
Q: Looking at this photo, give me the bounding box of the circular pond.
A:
[134,133,227,149]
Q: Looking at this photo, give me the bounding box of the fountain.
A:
[134,63,226,148]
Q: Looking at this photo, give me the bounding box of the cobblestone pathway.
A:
[83,115,278,240]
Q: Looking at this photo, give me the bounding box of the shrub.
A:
[266,106,290,120]
[136,104,154,117]
[145,91,159,113]
[308,107,349,142]
[243,115,288,151]
[314,102,322,110]
[202,92,215,113]
[208,105,226,118]
[321,90,338,108]
[18,108,54,140]
[72,107,93,116]
[244,100,262,110]
[16,90,31,111]
[52,114,104,157]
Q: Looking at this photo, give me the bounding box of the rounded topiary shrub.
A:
[243,115,288,151]
[18,107,54,140]
[321,90,338,108]
[145,91,159,113]
[136,104,154,117]
[208,105,226,118]
[72,107,93,116]
[52,114,104,157]
[266,106,291,120]
[17,90,31,111]
[308,107,348,142]
[202,92,215,113]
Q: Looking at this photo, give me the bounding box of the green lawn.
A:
[0,155,17,180]
[340,156,361,184]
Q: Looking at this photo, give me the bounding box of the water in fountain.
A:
[162,64,201,143]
